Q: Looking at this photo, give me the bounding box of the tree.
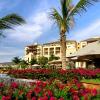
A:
[29,58,37,65]
[50,0,99,69]
[12,57,21,64]
[38,56,48,67]
[49,54,60,61]
[19,60,28,69]
[0,13,25,37]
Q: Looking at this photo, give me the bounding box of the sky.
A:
[0,0,100,63]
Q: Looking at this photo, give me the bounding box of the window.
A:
[44,48,48,55]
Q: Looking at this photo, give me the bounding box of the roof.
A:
[68,40,100,57]
[81,37,100,42]
[43,40,77,45]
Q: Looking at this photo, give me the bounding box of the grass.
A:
[81,79,100,84]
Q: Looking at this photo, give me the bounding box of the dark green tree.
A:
[38,56,48,67]
[12,57,21,64]
[19,60,28,69]
[49,54,60,61]
[29,58,37,65]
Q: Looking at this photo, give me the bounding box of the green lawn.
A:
[81,79,100,84]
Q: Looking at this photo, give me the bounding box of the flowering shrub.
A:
[8,68,100,82]
[0,79,100,100]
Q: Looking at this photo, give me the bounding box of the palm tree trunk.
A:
[60,32,66,69]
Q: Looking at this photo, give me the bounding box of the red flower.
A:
[50,97,57,100]
[59,97,64,100]
[69,88,77,94]
[76,83,82,89]
[72,95,79,100]
[11,82,18,88]
[57,83,65,90]
[0,82,4,88]
[73,79,78,83]
[2,96,11,100]
[39,96,48,100]
[47,90,53,96]
[32,97,36,100]
[27,90,33,99]
[91,89,97,96]
[42,82,47,87]
[36,81,42,86]
[34,86,42,94]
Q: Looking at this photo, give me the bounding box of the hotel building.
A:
[24,40,77,62]
[24,37,100,67]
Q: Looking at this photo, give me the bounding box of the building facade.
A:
[24,40,77,62]
[24,37,100,64]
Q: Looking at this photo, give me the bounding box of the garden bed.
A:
[8,68,100,83]
[0,79,100,100]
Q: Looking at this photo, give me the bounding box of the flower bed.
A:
[0,79,100,100]
[8,68,100,82]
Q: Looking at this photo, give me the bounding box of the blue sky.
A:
[0,0,100,62]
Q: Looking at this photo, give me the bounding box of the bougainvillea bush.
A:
[8,68,100,82]
[0,79,100,100]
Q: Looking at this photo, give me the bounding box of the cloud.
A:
[70,19,100,41]
[7,11,52,42]
[0,11,53,62]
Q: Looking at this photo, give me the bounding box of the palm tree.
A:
[50,0,99,69]
[12,56,21,64]
[0,13,25,37]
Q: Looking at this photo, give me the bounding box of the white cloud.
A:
[7,11,52,42]
[70,19,100,41]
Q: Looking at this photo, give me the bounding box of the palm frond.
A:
[70,0,99,16]
[60,0,68,18]
[0,13,25,37]
[66,0,73,6]
[1,13,25,25]
[0,20,12,30]
[50,8,63,28]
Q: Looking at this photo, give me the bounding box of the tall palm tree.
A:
[0,13,25,37]
[50,0,99,69]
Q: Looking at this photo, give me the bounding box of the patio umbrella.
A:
[32,64,40,67]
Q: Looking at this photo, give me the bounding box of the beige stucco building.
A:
[24,40,77,62]
[24,37,100,68]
